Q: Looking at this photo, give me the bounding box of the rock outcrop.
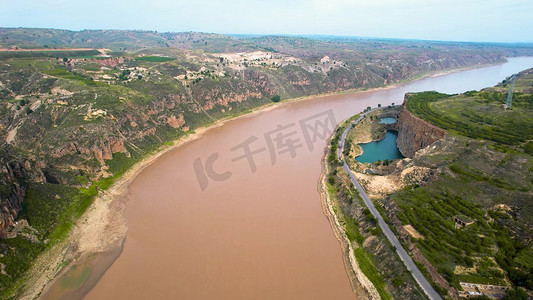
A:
[0,151,26,238]
[394,95,446,158]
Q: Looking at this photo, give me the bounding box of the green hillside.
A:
[0,28,532,297]
[394,69,533,295]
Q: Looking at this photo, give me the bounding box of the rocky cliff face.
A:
[0,34,515,242]
[394,95,446,158]
[0,150,26,238]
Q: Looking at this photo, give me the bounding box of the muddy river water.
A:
[47,57,533,299]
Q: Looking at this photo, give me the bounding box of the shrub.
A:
[525,141,533,155]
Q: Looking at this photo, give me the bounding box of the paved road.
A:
[336,109,442,300]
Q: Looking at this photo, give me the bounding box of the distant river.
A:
[57,57,533,300]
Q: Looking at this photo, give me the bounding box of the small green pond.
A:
[356,118,404,163]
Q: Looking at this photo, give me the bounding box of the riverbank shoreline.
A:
[318,136,379,299]
[20,60,507,299]
[20,99,292,300]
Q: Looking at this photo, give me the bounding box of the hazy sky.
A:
[1,0,532,42]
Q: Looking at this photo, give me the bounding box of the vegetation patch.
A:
[0,50,100,59]
[405,90,533,146]
[0,183,99,297]
[324,116,425,299]
[135,56,175,62]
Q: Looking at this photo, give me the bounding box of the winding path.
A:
[336,109,442,300]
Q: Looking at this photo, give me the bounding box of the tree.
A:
[505,288,528,300]
[271,95,281,102]
[118,69,131,81]
[378,103,382,108]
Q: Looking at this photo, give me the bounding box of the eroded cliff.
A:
[0,148,26,238]
[394,95,446,158]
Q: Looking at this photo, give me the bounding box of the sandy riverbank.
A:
[19,61,502,299]
[23,89,335,299]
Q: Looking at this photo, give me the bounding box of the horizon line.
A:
[1,26,533,45]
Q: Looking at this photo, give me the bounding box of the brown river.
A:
[43,57,533,299]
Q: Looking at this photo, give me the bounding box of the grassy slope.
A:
[391,69,533,292]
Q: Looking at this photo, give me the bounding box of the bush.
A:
[525,141,533,155]
[271,94,281,102]
[392,275,405,287]
[505,288,528,300]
